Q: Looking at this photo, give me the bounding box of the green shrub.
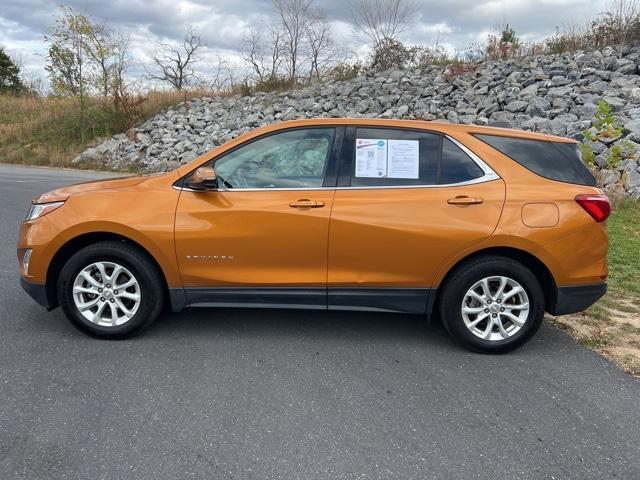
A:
[581,99,630,170]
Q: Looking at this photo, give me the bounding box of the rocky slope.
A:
[75,45,640,197]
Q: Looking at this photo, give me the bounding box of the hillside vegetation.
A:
[0,90,219,169]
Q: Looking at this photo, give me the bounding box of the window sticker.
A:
[355,139,387,177]
[388,140,419,179]
[355,138,420,178]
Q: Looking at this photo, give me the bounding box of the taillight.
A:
[575,194,611,223]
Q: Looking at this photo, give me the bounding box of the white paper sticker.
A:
[388,140,419,179]
[355,139,387,178]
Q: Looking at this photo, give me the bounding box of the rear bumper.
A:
[20,277,51,308]
[548,283,607,316]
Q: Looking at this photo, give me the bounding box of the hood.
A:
[34,176,148,203]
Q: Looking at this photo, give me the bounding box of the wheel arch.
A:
[45,232,171,310]
[430,246,556,315]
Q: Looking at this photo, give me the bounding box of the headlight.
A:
[25,201,64,221]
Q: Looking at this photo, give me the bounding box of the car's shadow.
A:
[151,306,447,339]
[142,306,560,354]
[28,299,563,355]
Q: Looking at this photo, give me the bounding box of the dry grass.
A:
[0,88,226,170]
[549,296,640,377]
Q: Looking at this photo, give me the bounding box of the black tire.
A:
[439,256,544,353]
[57,241,164,339]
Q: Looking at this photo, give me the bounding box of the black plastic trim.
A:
[323,126,344,188]
[168,288,189,312]
[171,287,435,314]
[337,126,356,187]
[20,277,51,308]
[328,288,432,313]
[548,283,607,316]
[185,287,327,309]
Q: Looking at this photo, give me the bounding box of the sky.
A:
[0,0,610,90]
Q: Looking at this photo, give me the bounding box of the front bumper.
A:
[20,277,52,309]
[548,282,607,316]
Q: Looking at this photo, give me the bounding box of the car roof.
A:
[261,118,576,143]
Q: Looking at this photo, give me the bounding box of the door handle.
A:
[447,196,484,205]
[289,199,325,208]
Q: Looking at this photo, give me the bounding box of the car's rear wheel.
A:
[58,241,164,338]
[439,256,544,353]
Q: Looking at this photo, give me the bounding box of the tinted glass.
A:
[475,134,597,186]
[350,128,439,186]
[213,128,334,188]
[439,138,484,184]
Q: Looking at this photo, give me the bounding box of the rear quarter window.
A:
[474,134,597,187]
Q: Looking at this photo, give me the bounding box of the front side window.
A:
[212,128,335,189]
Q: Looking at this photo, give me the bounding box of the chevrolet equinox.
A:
[18,119,609,352]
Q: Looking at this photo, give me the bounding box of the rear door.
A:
[327,126,506,312]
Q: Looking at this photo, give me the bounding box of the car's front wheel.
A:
[57,241,164,338]
[439,256,544,353]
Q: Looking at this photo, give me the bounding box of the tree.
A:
[307,8,334,80]
[0,47,26,94]
[244,0,333,87]
[349,0,419,48]
[45,6,94,142]
[272,0,314,86]
[148,32,206,90]
[242,25,284,83]
[83,19,116,99]
[109,31,131,112]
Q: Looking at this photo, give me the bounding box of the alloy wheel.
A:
[461,275,530,341]
[72,261,141,326]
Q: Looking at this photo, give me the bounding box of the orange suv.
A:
[17,119,609,352]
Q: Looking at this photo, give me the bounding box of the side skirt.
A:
[168,287,436,315]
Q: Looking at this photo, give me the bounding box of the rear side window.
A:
[440,138,485,184]
[475,134,596,186]
[349,128,487,187]
[350,128,439,187]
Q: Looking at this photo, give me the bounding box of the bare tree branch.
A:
[147,32,206,90]
[349,0,419,48]
[307,8,334,80]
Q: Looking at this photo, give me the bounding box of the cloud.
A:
[0,0,609,87]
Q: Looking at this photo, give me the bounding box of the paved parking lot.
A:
[1,164,639,479]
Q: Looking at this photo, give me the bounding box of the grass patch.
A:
[606,200,640,299]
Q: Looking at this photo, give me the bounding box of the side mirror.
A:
[187,166,218,190]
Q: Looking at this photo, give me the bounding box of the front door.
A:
[174,127,339,308]
[327,126,506,312]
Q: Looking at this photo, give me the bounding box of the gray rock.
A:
[625,120,640,142]
[603,96,626,111]
[526,96,551,117]
[397,105,409,116]
[599,169,621,186]
[625,169,640,189]
[505,100,528,113]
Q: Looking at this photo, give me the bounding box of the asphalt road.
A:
[1,163,639,479]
